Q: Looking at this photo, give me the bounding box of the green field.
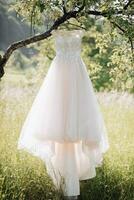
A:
[0,74,134,200]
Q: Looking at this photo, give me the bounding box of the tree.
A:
[0,0,133,78]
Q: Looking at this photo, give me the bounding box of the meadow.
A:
[0,69,134,200]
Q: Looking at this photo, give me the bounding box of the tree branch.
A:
[0,0,133,78]
[66,21,86,30]
[0,30,51,78]
[110,20,134,59]
[110,21,126,33]
[0,7,84,78]
[85,0,133,18]
[124,0,133,10]
[85,10,108,17]
[62,0,67,14]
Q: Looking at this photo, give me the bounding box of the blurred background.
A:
[0,0,134,200]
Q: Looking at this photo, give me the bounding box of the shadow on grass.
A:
[0,152,64,200]
[79,161,134,200]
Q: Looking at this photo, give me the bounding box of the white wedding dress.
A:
[17,29,109,197]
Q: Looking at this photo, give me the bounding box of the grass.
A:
[0,71,134,200]
[80,103,134,200]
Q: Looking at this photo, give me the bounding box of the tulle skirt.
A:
[17,53,109,196]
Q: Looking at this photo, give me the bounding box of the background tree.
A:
[0,0,133,79]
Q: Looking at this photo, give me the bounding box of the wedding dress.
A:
[17,29,109,197]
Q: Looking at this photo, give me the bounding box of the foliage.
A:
[81,21,134,93]
[1,0,133,92]
[25,18,133,93]
[13,0,134,41]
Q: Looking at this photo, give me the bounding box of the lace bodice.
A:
[52,29,84,56]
